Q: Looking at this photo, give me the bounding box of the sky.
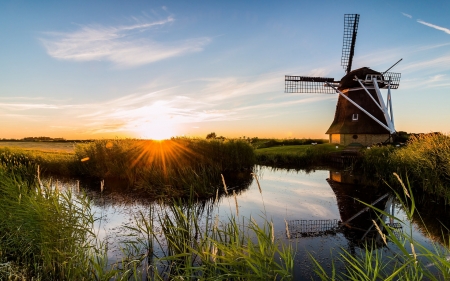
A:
[1,0,450,140]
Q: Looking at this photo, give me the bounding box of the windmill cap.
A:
[339,67,382,90]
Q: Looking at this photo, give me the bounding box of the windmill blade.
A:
[285,76,337,93]
[341,14,360,74]
[381,72,401,89]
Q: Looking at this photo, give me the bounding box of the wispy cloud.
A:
[417,20,450,35]
[40,16,211,67]
[402,12,412,19]
[0,103,75,110]
[400,54,450,72]
[2,69,333,136]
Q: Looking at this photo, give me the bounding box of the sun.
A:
[135,120,177,140]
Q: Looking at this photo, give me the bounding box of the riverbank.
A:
[0,138,255,199]
[254,133,450,203]
[2,134,450,202]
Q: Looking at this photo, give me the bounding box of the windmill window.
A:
[365,74,383,82]
[352,114,358,121]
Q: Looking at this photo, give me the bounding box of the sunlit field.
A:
[0,141,77,153]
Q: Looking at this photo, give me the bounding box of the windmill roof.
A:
[338,67,382,90]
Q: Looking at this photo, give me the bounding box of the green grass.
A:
[255,144,343,167]
[0,138,256,199]
[0,161,114,280]
[359,133,450,203]
[250,138,328,149]
[121,198,294,280]
[0,160,294,280]
[2,149,450,280]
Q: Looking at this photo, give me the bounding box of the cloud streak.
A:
[417,20,450,35]
[41,16,211,67]
[402,12,412,19]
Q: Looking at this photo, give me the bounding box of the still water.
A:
[60,166,447,280]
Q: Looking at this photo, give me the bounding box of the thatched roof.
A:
[326,67,390,134]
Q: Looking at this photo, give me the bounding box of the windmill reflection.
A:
[287,170,401,248]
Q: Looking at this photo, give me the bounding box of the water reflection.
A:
[48,166,449,280]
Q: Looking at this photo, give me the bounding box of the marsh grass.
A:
[74,138,255,198]
[361,133,450,202]
[1,138,256,199]
[255,144,340,167]
[121,193,294,280]
[0,164,117,280]
[311,173,450,280]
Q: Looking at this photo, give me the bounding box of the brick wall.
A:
[329,134,390,146]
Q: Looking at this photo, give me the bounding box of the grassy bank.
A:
[250,138,327,149]
[360,133,450,202]
[255,144,343,167]
[254,133,450,203]
[0,138,255,199]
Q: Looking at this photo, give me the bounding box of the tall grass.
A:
[311,173,450,280]
[0,162,115,280]
[393,133,450,199]
[73,138,255,198]
[1,138,256,199]
[122,198,294,280]
[360,133,450,202]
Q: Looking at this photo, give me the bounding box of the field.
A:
[255,143,343,167]
[0,141,77,153]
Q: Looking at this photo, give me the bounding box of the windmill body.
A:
[326,67,397,145]
[285,14,401,146]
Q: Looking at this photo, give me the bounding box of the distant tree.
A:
[206,132,216,139]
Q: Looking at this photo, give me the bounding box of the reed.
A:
[1,138,256,199]
[0,163,115,280]
[360,133,450,202]
[122,198,294,280]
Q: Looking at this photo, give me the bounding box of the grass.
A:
[0,158,294,280]
[0,140,77,153]
[0,159,112,280]
[1,145,450,280]
[121,197,294,280]
[0,138,256,199]
[250,138,328,149]
[73,138,255,198]
[360,133,450,203]
[255,144,343,167]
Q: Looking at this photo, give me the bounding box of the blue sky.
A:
[1,0,449,139]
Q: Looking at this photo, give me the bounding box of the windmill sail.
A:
[285,76,337,94]
[341,14,360,74]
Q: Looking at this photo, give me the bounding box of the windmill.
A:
[285,14,402,146]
